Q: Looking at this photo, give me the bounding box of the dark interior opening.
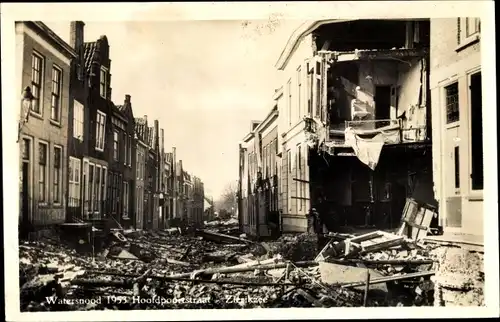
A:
[375,85,392,121]
[470,71,483,190]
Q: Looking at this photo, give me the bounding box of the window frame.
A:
[456,17,481,51]
[123,181,129,219]
[31,52,44,117]
[444,81,460,125]
[69,157,81,204]
[113,130,119,161]
[287,79,292,126]
[38,141,49,204]
[73,100,84,140]
[95,110,106,151]
[100,66,107,98]
[297,66,302,119]
[53,145,63,205]
[50,65,63,124]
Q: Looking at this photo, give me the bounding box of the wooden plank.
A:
[340,271,436,288]
[361,236,405,253]
[351,231,382,243]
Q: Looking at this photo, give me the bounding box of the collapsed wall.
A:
[430,245,484,306]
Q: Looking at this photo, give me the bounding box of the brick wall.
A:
[20,32,71,226]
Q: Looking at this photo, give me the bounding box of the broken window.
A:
[445,82,459,124]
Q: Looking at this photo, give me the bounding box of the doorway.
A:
[20,138,32,237]
[375,85,392,124]
[470,71,483,190]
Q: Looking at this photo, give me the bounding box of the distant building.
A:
[192,176,205,227]
[429,18,483,237]
[17,21,77,237]
[113,95,136,228]
[134,116,149,229]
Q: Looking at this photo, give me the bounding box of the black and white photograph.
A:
[2,1,498,321]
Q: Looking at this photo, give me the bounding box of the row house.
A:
[111,95,136,227]
[162,148,176,228]
[16,21,77,238]
[78,30,114,223]
[134,116,160,230]
[134,116,148,229]
[67,21,136,229]
[429,18,483,238]
[191,176,205,227]
[239,106,281,238]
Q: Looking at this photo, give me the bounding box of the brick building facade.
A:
[16,21,77,237]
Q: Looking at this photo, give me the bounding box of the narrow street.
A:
[19,215,484,310]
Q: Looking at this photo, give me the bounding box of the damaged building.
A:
[238,19,439,236]
[276,19,436,232]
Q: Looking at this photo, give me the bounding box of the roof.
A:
[275,19,356,70]
[83,36,108,74]
[26,22,77,60]
[83,41,97,74]
[134,117,149,143]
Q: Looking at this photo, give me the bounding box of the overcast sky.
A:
[45,19,300,198]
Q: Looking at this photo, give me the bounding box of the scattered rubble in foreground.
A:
[19,217,482,311]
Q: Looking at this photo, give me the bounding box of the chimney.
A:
[144,115,148,123]
[70,21,85,50]
[125,94,131,104]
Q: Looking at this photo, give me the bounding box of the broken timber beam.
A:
[170,260,319,279]
[82,271,303,287]
[195,229,255,245]
[326,259,434,266]
[340,271,435,289]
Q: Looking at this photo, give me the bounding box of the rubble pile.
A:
[314,230,438,307]
[19,223,364,311]
[264,233,318,261]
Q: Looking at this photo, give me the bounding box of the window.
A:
[297,66,302,118]
[287,149,292,211]
[123,135,128,165]
[51,66,62,122]
[470,71,483,190]
[69,157,81,205]
[454,146,460,190]
[73,100,84,140]
[287,79,292,125]
[88,164,94,212]
[123,181,129,219]
[53,146,62,204]
[307,62,313,115]
[297,145,301,210]
[22,138,30,160]
[31,53,43,115]
[128,135,132,166]
[100,67,107,98]
[38,142,48,202]
[95,111,106,151]
[457,18,481,48]
[113,131,119,161]
[95,165,101,212]
[136,149,141,179]
[445,82,459,124]
[101,166,107,210]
